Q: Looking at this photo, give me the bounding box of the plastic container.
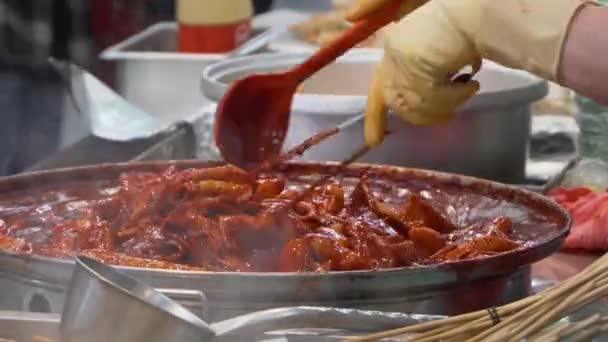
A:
[177,0,253,53]
[202,52,548,184]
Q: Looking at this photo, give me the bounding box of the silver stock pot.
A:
[201,51,548,184]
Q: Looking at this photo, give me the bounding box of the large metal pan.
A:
[0,161,570,322]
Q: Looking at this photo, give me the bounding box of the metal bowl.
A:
[61,256,214,342]
[201,51,548,183]
[0,161,569,321]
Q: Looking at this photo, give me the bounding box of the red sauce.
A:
[0,165,558,272]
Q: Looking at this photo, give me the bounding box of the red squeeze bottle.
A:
[177,0,253,53]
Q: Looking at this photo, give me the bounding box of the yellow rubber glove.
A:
[345,0,428,22]
[363,0,595,147]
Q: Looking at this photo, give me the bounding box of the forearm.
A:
[560,5,608,105]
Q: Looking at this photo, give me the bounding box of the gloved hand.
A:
[363,0,595,147]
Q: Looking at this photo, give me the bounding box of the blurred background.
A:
[0,0,579,186]
[0,0,332,176]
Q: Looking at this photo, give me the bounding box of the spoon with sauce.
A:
[214,0,403,170]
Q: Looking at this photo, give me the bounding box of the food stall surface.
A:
[2,4,605,341]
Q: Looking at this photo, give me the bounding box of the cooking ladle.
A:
[213,0,403,169]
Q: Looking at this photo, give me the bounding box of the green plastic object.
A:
[575,95,608,161]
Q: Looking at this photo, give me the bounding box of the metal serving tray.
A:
[0,307,440,342]
[2,293,607,341]
[100,22,271,125]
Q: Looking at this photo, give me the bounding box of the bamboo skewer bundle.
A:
[349,252,608,342]
[526,314,608,342]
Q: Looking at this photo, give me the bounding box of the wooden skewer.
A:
[347,296,539,341]
[569,324,605,342]
[549,314,600,340]
[503,275,608,341]
[509,282,594,340]
[474,253,608,341]
[351,252,608,342]
[410,320,490,342]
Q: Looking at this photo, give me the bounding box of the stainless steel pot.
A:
[0,161,569,322]
[201,51,548,184]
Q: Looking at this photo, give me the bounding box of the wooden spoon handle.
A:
[289,0,403,82]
